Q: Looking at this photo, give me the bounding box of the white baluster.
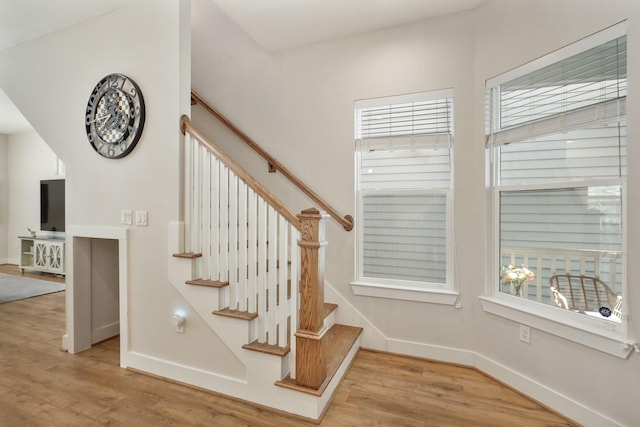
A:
[219,165,229,283]
[228,174,238,309]
[267,207,278,346]
[238,181,248,312]
[278,215,288,347]
[201,152,212,279]
[247,190,257,312]
[211,158,221,281]
[289,225,299,379]
[257,198,268,342]
[183,132,193,253]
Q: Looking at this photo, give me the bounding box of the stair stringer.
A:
[325,279,388,350]
[166,225,354,420]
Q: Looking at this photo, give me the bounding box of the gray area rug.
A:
[0,272,65,303]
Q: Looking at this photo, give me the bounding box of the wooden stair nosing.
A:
[323,303,338,318]
[213,307,258,320]
[242,340,290,356]
[172,252,202,259]
[186,278,229,288]
[274,324,363,397]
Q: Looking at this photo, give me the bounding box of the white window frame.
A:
[481,22,633,358]
[351,89,458,305]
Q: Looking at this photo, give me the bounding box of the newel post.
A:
[295,208,329,389]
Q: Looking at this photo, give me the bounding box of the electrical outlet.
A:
[519,324,531,344]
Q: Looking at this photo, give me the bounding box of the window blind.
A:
[356,90,453,150]
[363,193,447,283]
[487,35,626,147]
[499,123,626,185]
[355,89,453,287]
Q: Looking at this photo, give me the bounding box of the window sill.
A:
[479,295,632,359]
[351,281,458,305]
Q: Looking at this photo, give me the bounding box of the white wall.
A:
[0,0,245,383]
[5,132,60,264]
[192,0,640,424]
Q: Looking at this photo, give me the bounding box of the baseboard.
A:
[125,351,327,420]
[126,351,247,393]
[91,322,120,345]
[385,338,475,366]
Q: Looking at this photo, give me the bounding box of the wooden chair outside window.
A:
[549,274,622,318]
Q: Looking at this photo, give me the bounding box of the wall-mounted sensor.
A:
[171,313,185,333]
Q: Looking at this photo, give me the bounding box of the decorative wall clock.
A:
[85,73,145,159]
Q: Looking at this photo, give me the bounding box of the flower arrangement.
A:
[501,264,534,297]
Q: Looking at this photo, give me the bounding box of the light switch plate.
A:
[121,209,132,225]
[135,210,148,226]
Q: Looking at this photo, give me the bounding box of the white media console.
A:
[18,236,66,276]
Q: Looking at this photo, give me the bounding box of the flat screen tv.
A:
[40,179,65,232]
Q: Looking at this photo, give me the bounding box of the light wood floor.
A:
[0,264,578,426]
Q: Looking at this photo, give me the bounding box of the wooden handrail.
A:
[190,91,354,231]
[180,115,302,230]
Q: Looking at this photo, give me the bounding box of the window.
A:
[353,89,454,297]
[486,24,627,335]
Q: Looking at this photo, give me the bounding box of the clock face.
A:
[85,73,145,159]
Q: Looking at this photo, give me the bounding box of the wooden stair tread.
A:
[172,252,202,259]
[186,278,229,288]
[323,303,338,318]
[242,340,290,356]
[275,324,363,396]
[213,307,258,320]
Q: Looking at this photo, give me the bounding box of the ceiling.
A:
[0,0,486,135]
[212,0,487,52]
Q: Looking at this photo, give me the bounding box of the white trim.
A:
[64,226,129,368]
[351,280,458,305]
[355,88,454,109]
[386,338,474,366]
[479,296,631,359]
[486,21,627,88]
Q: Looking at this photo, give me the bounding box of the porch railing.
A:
[501,246,622,303]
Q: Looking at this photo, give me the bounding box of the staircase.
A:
[166,110,361,420]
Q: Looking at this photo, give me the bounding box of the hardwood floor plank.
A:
[0,265,579,426]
